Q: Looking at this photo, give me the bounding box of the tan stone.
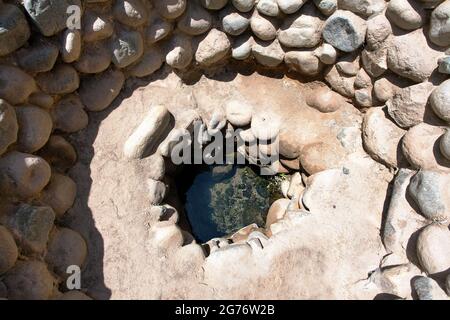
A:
[299,141,346,174]
[417,224,450,275]
[402,123,450,171]
[362,107,407,168]
[306,86,344,113]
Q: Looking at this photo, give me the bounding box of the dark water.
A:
[177,164,280,243]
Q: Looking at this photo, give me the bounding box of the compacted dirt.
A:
[66,67,392,299]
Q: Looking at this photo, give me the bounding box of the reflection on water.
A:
[179,164,281,243]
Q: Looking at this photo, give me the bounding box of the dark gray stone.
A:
[24,0,82,37]
[408,171,449,222]
[3,204,55,254]
[322,10,367,52]
[17,39,59,73]
[0,3,30,56]
[413,276,449,300]
[111,30,144,69]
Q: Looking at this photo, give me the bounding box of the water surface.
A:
[178,165,280,243]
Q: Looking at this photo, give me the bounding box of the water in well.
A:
[177,164,283,243]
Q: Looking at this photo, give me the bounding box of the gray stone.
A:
[446,274,450,295]
[354,88,373,107]
[0,3,30,56]
[313,0,337,15]
[3,204,55,254]
[232,0,255,12]
[111,30,144,69]
[413,276,449,300]
[440,129,450,160]
[322,10,367,53]
[277,0,308,14]
[430,79,450,122]
[408,171,450,222]
[24,0,82,37]
[232,34,253,60]
[438,56,450,74]
[17,39,59,73]
[0,99,18,156]
[221,11,250,36]
[429,0,450,47]
[382,169,427,265]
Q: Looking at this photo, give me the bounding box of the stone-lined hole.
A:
[175,163,283,243]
